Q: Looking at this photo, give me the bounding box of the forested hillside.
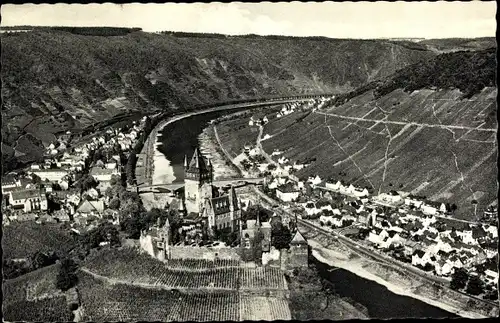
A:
[1,28,436,170]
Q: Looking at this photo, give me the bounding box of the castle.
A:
[140,148,308,268]
[140,217,171,261]
[183,148,241,236]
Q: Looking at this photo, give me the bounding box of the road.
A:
[131,177,265,193]
[316,111,497,133]
[256,125,279,167]
[138,97,317,188]
[208,99,499,312]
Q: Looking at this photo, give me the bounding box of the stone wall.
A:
[169,246,241,261]
[281,246,309,271]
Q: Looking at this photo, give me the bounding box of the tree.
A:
[110,174,121,186]
[271,222,292,250]
[109,197,120,210]
[466,275,484,296]
[450,268,469,290]
[29,251,57,270]
[55,258,78,292]
[31,174,41,185]
[80,174,98,191]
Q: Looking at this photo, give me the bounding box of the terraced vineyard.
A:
[84,247,284,290]
[2,295,75,322]
[260,87,497,218]
[240,295,292,321]
[79,247,292,320]
[3,264,61,306]
[2,264,73,322]
[2,222,76,259]
[78,271,241,321]
[240,267,286,290]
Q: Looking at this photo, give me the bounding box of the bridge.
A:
[128,177,265,194]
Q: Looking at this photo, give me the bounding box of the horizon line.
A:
[0,25,495,40]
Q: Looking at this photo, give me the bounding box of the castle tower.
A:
[184,148,213,214]
[161,217,171,260]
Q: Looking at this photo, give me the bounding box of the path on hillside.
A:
[256,125,279,167]
[316,111,497,132]
[79,267,235,292]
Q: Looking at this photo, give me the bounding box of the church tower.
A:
[228,185,241,232]
[184,148,213,214]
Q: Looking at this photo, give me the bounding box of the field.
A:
[78,271,240,321]
[3,264,61,305]
[259,88,497,219]
[240,295,292,320]
[2,295,74,322]
[2,264,74,322]
[84,247,285,291]
[215,118,260,158]
[2,221,77,259]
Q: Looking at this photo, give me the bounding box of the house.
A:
[421,200,442,215]
[281,230,308,270]
[380,231,404,249]
[434,259,454,276]
[31,168,69,182]
[484,269,499,284]
[308,175,322,186]
[9,189,48,213]
[16,213,38,222]
[53,209,71,222]
[76,199,105,216]
[140,218,171,261]
[353,187,369,198]
[412,249,436,267]
[367,228,390,247]
[90,166,120,183]
[326,180,343,191]
[276,183,300,202]
[241,218,272,261]
[2,175,21,194]
[484,225,498,239]
[201,186,241,236]
[59,179,70,191]
[85,188,100,200]
[378,190,403,204]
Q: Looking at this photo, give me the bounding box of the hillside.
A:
[1,28,436,171]
[418,37,497,53]
[258,49,497,219]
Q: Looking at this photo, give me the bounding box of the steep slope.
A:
[1,28,435,170]
[260,49,497,219]
[419,37,497,53]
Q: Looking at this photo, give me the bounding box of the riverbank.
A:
[305,235,489,318]
[199,127,241,180]
[209,112,496,319]
[136,99,312,188]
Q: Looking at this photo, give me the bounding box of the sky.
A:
[1,2,496,39]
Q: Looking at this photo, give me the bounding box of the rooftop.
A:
[11,189,45,201]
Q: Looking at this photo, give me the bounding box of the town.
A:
[1,3,498,321]
[2,96,498,306]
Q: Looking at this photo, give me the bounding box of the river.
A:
[155,107,457,319]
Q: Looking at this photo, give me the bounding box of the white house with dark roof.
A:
[276,183,300,202]
[9,189,48,212]
[31,168,69,182]
[76,199,105,216]
[2,175,21,194]
[90,166,120,183]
